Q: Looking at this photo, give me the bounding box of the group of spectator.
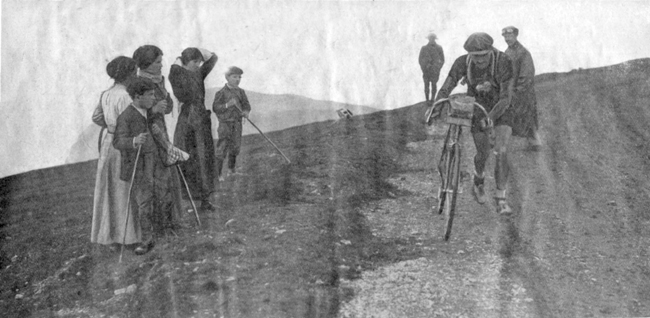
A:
[423,26,540,215]
[90,45,251,255]
[87,26,538,254]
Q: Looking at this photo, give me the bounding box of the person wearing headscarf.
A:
[169,47,218,211]
[427,32,514,214]
[502,26,541,151]
[418,31,445,104]
[133,45,185,234]
[91,56,142,250]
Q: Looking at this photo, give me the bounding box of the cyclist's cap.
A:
[464,32,493,54]
[502,26,519,36]
[225,66,243,76]
[426,31,437,40]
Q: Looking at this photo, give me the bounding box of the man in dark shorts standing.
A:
[427,32,514,214]
[419,31,445,104]
[502,26,541,151]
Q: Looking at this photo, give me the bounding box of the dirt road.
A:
[339,61,650,317]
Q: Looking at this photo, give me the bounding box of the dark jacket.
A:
[113,105,157,182]
[212,84,251,123]
[168,54,218,106]
[505,41,535,94]
[418,42,445,76]
[437,49,512,116]
[505,41,539,137]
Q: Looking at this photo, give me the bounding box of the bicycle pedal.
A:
[441,188,463,194]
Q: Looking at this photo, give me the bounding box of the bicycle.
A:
[425,94,492,241]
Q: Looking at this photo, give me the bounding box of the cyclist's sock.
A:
[473,173,485,186]
[496,189,507,199]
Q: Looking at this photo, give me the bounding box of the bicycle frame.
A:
[430,95,490,241]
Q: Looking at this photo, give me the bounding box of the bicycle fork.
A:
[437,125,463,214]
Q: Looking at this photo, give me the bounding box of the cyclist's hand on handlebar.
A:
[425,103,442,126]
[479,117,493,130]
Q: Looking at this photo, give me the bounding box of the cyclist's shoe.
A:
[472,176,487,204]
[495,197,513,215]
[527,144,541,152]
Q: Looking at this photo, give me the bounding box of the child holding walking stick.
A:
[114,78,164,255]
[212,66,251,181]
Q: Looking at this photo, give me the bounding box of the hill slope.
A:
[66,90,377,165]
[3,58,650,317]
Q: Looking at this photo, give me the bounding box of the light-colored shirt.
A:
[101,84,132,133]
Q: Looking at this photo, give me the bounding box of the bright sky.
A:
[2,0,649,177]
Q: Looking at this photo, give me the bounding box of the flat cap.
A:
[463,32,493,53]
[502,26,519,36]
[226,66,243,76]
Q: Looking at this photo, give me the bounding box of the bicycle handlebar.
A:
[432,97,490,120]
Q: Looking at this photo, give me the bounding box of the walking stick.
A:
[176,165,202,226]
[235,105,291,164]
[119,145,142,263]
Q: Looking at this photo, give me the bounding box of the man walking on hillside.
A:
[427,32,514,214]
[419,31,445,104]
[502,26,541,151]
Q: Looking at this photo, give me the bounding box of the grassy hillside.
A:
[1,98,425,317]
[4,57,650,317]
[66,91,377,166]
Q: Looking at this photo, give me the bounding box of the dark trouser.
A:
[153,151,181,230]
[132,152,164,242]
[215,121,243,176]
[423,72,440,102]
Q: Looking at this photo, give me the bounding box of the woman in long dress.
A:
[133,45,184,234]
[169,47,218,211]
[90,56,141,249]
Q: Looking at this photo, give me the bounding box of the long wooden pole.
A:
[234,105,291,164]
[119,145,142,263]
[176,165,202,226]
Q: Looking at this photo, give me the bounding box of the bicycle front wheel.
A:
[442,140,462,241]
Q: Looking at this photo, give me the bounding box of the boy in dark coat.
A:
[212,66,251,181]
[113,78,161,255]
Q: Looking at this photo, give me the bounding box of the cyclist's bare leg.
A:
[527,129,542,149]
[471,130,490,204]
[471,130,490,177]
[494,125,513,214]
[493,125,512,191]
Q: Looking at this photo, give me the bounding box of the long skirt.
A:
[174,104,215,201]
[91,132,141,245]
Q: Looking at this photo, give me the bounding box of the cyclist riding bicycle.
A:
[426,32,514,214]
